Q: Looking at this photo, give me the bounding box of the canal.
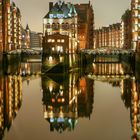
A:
[0,56,139,140]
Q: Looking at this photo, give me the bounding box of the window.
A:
[57,39,61,43]
[61,39,64,43]
[62,23,69,30]
[52,39,55,43]
[46,23,51,29]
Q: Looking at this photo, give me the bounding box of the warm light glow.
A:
[52,98,55,103]
[52,47,55,51]
[49,56,53,62]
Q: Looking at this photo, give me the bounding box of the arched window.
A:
[62,22,69,30]
[52,23,55,29]
[61,23,65,29]
[46,23,51,29]
[65,22,69,29]
[56,23,60,29]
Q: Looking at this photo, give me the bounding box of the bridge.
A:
[7,48,42,55]
[20,70,133,82]
[80,48,135,56]
[79,48,135,63]
[87,73,132,81]
[84,61,134,81]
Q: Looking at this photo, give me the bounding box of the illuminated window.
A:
[61,39,64,43]
[62,98,65,102]
[52,47,55,51]
[57,39,60,42]
[52,39,55,43]
[48,39,51,42]
[52,98,55,103]
[71,23,75,28]
[57,46,63,52]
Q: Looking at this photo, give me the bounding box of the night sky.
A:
[13,0,130,32]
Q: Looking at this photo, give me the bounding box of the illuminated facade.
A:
[121,9,132,49]
[1,0,11,53]
[43,0,78,54]
[131,0,140,51]
[0,1,21,53]
[0,0,3,52]
[11,2,22,50]
[42,33,69,54]
[75,2,94,49]
[94,23,121,49]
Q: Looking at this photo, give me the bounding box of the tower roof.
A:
[46,117,78,133]
[44,1,77,19]
[26,24,30,30]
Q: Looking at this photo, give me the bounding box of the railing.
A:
[7,48,42,55]
[87,73,133,81]
[80,48,135,56]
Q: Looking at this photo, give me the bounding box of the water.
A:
[0,56,139,140]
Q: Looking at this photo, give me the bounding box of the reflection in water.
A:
[0,55,140,139]
[42,53,79,73]
[0,74,22,139]
[41,73,94,132]
[21,62,41,76]
[41,58,140,138]
[0,56,41,140]
[90,61,140,139]
[122,77,140,140]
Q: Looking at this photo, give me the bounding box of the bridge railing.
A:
[7,48,42,55]
[80,48,135,55]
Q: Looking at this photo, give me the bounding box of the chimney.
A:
[49,2,53,11]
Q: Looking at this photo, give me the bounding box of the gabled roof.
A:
[44,0,77,19]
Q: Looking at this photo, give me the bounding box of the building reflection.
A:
[42,53,79,73]
[121,64,140,139]
[0,71,22,139]
[87,61,134,83]
[90,60,140,139]
[92,62,124,75]
[21,62,41,76]
[41,73,94,132]
[0,57,42,139]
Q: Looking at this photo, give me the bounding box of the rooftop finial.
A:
[57,0,64,7]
